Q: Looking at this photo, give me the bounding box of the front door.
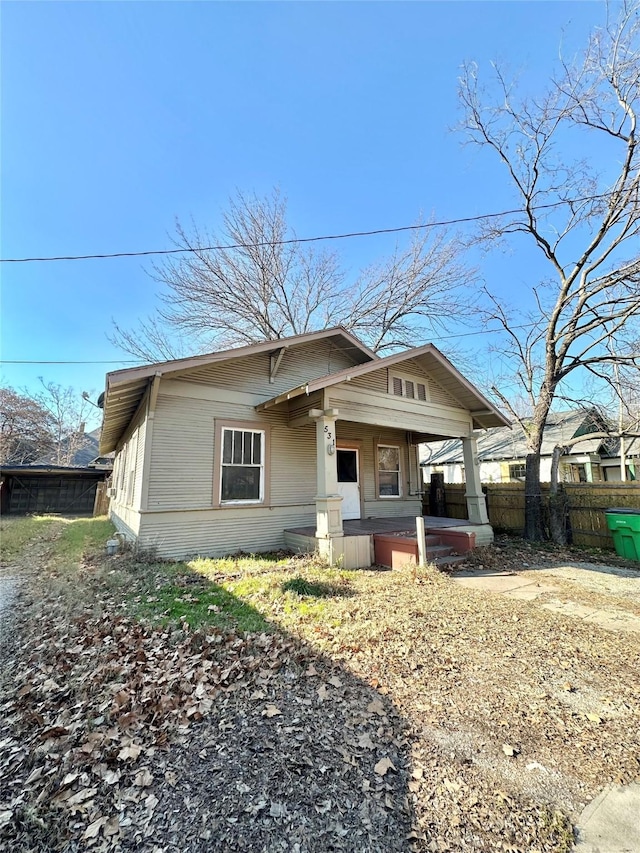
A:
[337,448,361,520]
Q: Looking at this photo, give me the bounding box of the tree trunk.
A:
[548,445,568,545]
[523,452,545,541]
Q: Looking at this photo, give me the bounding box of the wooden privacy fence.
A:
[431,482,640,549]
[93,481,111,517]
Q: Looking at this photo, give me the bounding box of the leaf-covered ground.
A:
[1,517,638,852]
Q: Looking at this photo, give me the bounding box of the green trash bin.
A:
[605,508,640,561]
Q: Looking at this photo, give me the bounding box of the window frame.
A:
[375,442,403,499]
[508,463,526,481]
[213,420,271,507]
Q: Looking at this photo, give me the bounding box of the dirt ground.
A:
[1,523,639,852]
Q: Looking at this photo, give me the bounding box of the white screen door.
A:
[337,448,361,520]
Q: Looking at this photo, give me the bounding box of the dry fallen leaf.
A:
[262,704,282,718]
[134,768,154,787]
[374,756,396,776]
[358,732,375,750]
[367,697,385,716]
[82,816,107,840]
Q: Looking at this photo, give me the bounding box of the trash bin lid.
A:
[605,507,640,515]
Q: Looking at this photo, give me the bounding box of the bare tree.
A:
[110,189,475,360]
[0,386,53,464]
[32,382,99,466]
[459,1,640,541]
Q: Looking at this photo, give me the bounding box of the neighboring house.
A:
[599,436,639,482]
[421,409,622,484]
[99,327,509,566]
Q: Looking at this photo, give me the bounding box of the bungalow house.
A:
[99,328,509,567]
[421,409,619,484]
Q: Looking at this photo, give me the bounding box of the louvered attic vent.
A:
[391,374,427,401]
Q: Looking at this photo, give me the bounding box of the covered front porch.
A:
[284,513,491,569]
[255,342,507,569]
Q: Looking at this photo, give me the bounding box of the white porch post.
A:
[309,408,343,539]
[461,436,489,524]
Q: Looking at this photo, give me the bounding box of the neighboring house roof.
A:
[100,327,376,454]
[422,409,613,466]
[256,342,508,430]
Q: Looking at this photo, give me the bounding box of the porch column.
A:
[309,408,343,539]
[461,436,489,524]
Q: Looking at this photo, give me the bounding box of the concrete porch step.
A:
[432,553,468,569]
[425,543,455,559]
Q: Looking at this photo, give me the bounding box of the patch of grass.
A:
[540,807,575,853]
[132,576,271,633]
[52,517,115,567]
[281,576,353,598]
[0,515,60,564]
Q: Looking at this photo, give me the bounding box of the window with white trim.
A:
[508,463,526,481]
[220,428,265,503]
[390,373,427,401]
[377,444,402,497]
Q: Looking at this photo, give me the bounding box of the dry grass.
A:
[2,518,639,851]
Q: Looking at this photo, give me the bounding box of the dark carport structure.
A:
[0,465,110,516]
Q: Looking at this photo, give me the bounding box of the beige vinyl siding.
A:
[176,339,360,398]
[138,505,317,560]
[109,405,148,538]
[111,503,143,538]
[146,384,318,512]
[428,379,463,408]
[350,363,464,409]
[134,419,146,507]
[327,385,472,438]
[350,371,388,393]
[286,391,323,425]
[110,406,147,512]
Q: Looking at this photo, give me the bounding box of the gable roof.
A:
[100,328,375,453]
[422,409,613,465]
[256,342,509,429]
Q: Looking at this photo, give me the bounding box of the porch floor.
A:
[285,514,469,538]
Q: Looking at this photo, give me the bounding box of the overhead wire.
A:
[0,193,613,264]
[0,322,542,365]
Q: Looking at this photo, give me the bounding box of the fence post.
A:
[416,516,427,567]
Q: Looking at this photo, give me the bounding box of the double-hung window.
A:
[377,444,402,498]
[220,427,265,503]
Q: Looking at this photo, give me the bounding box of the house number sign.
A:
[324,424,336,455]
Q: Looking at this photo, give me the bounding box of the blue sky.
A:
[1,1,605,416]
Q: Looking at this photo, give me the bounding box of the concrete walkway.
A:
[573,783,640,852]
[452,570,640,634]
[451,566,640,850]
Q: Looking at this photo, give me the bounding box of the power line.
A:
[0,194,611,264]
[0,322,541,365]
[0,360,142,365]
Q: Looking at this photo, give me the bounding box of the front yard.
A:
[1,516,638,851]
